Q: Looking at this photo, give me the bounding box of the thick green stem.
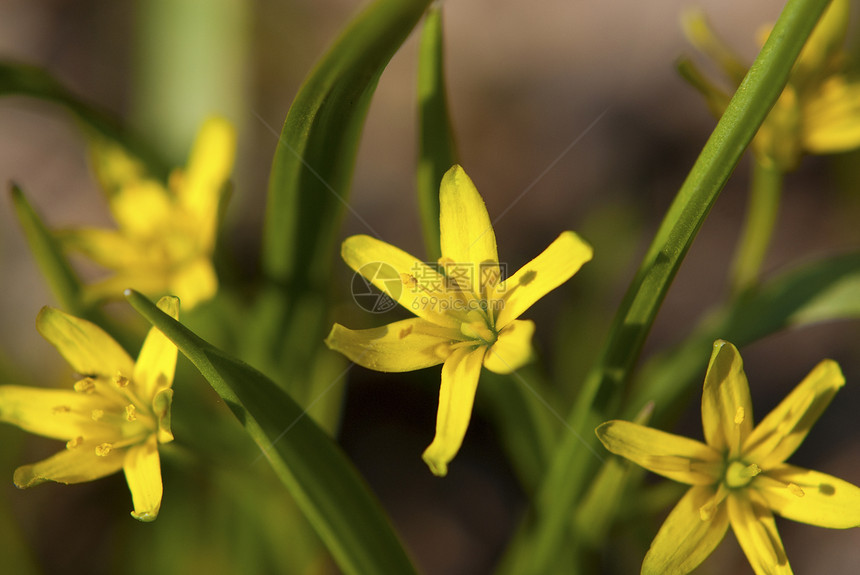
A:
[730,160,784,294]
[498,1,833,572]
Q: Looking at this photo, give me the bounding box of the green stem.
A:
[498,0,833,572]
[730,160,784,294]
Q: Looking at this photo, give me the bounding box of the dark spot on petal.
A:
[819,483,836,496]
[519,270,537,286]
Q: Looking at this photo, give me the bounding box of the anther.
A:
[91,409,105,421]
[114,373,130,388]
[399,326,413,339]
[734,406,745,425]
[125,404,137,422]
[95,443,113,457]
[66,436,83,449]
[74,377,96,394]
[52,405,71,415]
[788,483,805,497]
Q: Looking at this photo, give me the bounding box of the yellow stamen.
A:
[66,436,83,449]
[91,409,105,421]
[74,377,96,394]
[125,404,137,422]
[114,373,130,388]
[734,406,745,424]
[95,443,112,457]
[725,460,761,488]
[52,405,71,414]
[788,482,805,497]
[399,326,413,339]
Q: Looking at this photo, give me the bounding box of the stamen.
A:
[399,325,413,339]
[66,436,83,449]
[52,405,71,415]
[95,443,113,457]
[125,404,137,422]
[114,373,130,388]
[788,483,805,497]
[734,406,745,425]
[74,377,96,394]
[91,409,105,421]
[400,273,418,288]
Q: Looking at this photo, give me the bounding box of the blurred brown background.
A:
[2,1,860,573]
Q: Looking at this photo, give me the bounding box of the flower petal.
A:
[422,345,486,476]
[803,76,860,153]
[36,307,135,378]
[14,439,125,487]
[341,234,460,327]
[494,231,592,329]
[124,435,163,522]
[701,340,753,457]
[111,180,174,238]
[169,257,218,310]
[325,318,458,372]
[439,165,499,296]
[483,319,535,374]
[178,116,236,246]
[756,463,860,528]
[641,485,730,575]
[134,296,179,400]
[595,420,721,485]
[743,359,843,469]
[0,385,119,441]
[727,491,792,575]
[59,228,148,269]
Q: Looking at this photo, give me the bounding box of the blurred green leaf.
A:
[126,290,417,575]
[9,184,93,318]
[416,4,458,261]
[0,61,167,177]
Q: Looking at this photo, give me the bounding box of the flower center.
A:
[724,459,762,489]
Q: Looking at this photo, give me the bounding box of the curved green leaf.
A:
[0,61,167,178]
[125,290,417,575]
[416,4,458,261]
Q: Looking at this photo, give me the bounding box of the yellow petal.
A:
[134,296,179,400]
[494,231,592,329]
[641,485,730,575]
[595,420,721,485]
[701,340,753,457]
[743,359,843,469]
[341,235,460,327]
[169,257,218,310]
[680,8,748,85]
[483,319,535,374]
[178,116,236,246]
[727,491,792,575]
[152,388,175,444]
[439,165,499,296]
[422,346,486,476]
[89,137,147,195]
[325,318,458,372]
[794,0,849,80]
[124,435,163,522]
[111,180,173,238]
[0,385,118,441]
[803,76,860,154]
[756,463,860,528]
[14,439,125,487]
[59,228,148,270]
[36,307,135,378]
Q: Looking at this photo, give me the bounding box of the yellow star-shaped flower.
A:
[326,165,592,476]
[61,117,236,309]
[596,340,860,575]
[682,0,860,170]
[0,297,179,521]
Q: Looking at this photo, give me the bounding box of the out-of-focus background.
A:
[1,1,859,573]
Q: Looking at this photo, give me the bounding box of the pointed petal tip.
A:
[421,449,449,477]
[131,506,160,522]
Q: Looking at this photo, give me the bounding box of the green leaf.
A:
[0,61,167,178]
[125,290,417,575]
[416,4,458,261]
[9,183,85,315]
[262,0,433,289]
[500,0,835,571]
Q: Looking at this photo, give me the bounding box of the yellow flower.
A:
[682,0,860,170]
[326,165,592,476]
[596,340,860,575]
[0,297,179,521]
[61,117,236,309]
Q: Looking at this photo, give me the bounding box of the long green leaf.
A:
[125,290,417,575]
[0,61,167,178]
[500,0,834,572]
[416,4,458,261]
